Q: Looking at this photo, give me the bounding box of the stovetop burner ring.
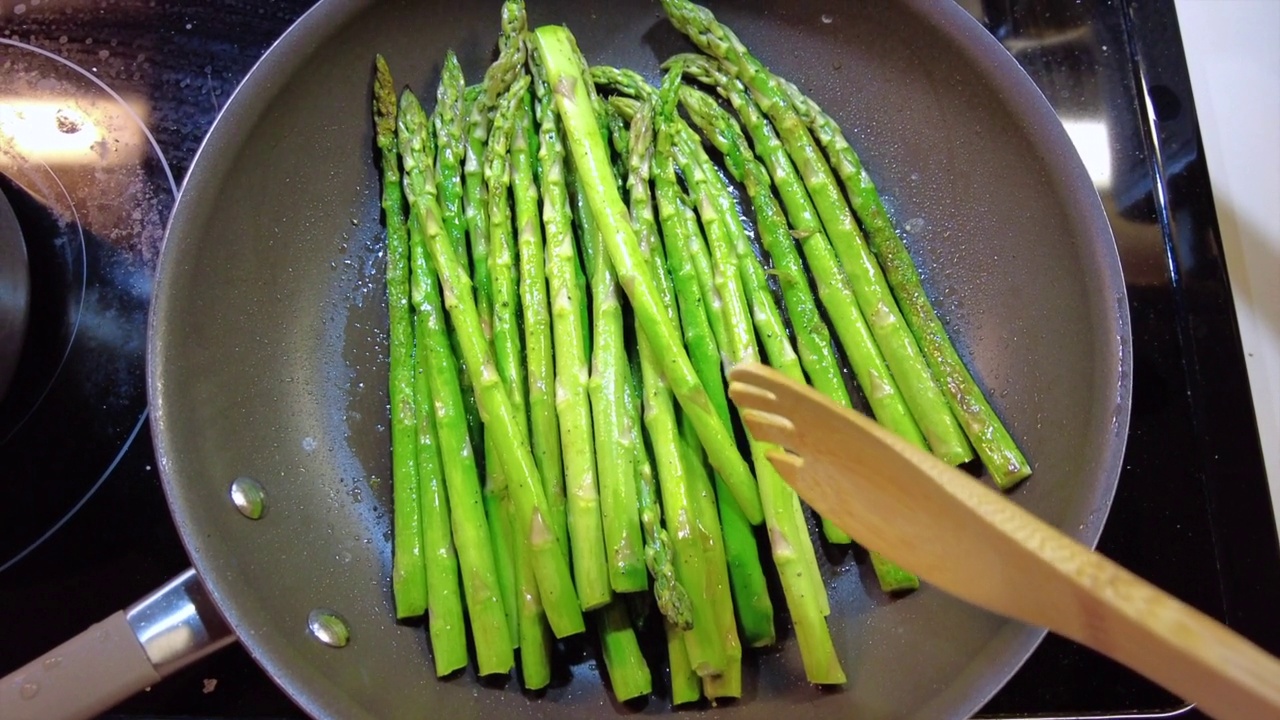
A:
[0,156,87,444]
[0,35,176,573]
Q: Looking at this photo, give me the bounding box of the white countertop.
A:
[1174,0,1280,541]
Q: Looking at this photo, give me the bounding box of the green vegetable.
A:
[605,93,776,655]
[596,602,653,702]
[530,54,616,612]
[398,85,515,674]
[672,55,922,443]
[582,145,645,600]
[400,71,472,669]
[464,2,527,343]
[408,84,586,643]
[512,84,568,552]
[663,0,973,466]
[665,616,702,705]
[373,56,427,621]
[678,84,919,589]
[406,310,469,674]
[677,64,843,685]
[463,4,530,648]
[776,77,1030,487]
[671,126,823,640]
[626,347,692,630]
[512,510,552,689]
[432,51,483,453]
[618,110,728,676]
[529,24,763,526]
[598,100,651,596]
[485,75,531,543]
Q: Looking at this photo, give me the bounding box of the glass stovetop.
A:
[1,0,1277,718]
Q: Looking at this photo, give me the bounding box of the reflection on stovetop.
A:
[1,0,1277,719]
[0,34,174,573]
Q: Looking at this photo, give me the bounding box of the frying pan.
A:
[0,0,1131,718]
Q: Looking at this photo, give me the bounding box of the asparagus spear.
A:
[529,54,618,613]
[529,46,595,379]
[608,92,776,650]
[612,91,769,674]
[672,56,925,444]
[411,91,586,645]
[626,349,692,629]
[511,504,552,689]
[373,57,427,621]
[593,156,650,594]
[629,335,700,704]
[465,2,526,341]
[433,51,483,454]
[404,76,470,668]
[674,87,849,548]
[634,310,726,676]
[486,74,532,650]
[399,86,516,675]
[529,24,763,526]
[589,70,724,352]
[668,129,793,657]
[448,72,524,641]
[598,97,654,597]
[679,86,920,588]
[487,74,548,660]
[677,64,845,685]
[597,602,653,702]
[464,5,529,647]
[604,103,631,195]
[605,78,820,625]
[619,86,756,697]
[521,79,611,613]
[776,77,1031,487]
[435,52,473,263]
[676,84,836,490]
[666,616,702,705]
[608,90,776,655]
[485,74,530,488]
[656,69,774,683]
[512,83,567,552]
[406,296,469,674]
[679,422,743,699]
[621,103,739,681]
[599,100,726,676]
[662,0,973,466]
[575,136,644,601]
[616,103,700,629]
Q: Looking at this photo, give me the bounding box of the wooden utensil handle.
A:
[1034,540,1280,720]
[915,442,1280,720]
[905,434,1280,720]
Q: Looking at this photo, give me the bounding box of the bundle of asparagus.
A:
[373,0,1028,706]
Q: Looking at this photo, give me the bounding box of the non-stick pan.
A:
[0,0,1131,718]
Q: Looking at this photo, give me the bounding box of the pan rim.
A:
[148,0,379,716]
[148,0,1133,718]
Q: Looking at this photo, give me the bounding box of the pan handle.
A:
[0,568,235,720]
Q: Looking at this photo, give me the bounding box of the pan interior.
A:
[149,0,1130,718]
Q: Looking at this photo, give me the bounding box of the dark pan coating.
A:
[148,0,1131,717]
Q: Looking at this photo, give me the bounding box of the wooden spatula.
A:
[727,363,1280,720]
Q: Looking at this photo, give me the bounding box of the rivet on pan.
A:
[229,477,267,520]
[307,609,350,648]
